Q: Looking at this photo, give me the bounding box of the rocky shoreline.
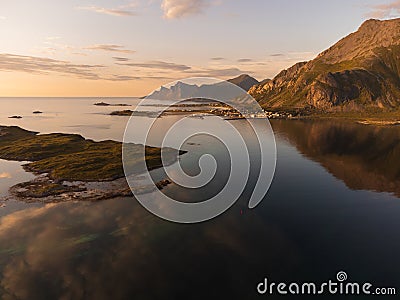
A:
[5,174,172,203]
[0,125,182,203]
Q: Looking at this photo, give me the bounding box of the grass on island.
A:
[262,105,400,124]
[0,126,183,182]
[302,109,400,124]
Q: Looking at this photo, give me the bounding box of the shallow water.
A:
[0,159,41,216]
[0,97,145,142]
[0,99,400,299]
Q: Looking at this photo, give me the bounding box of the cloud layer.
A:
[85,45,136,54]
[366,1,400,18]
[237,58,253,63]
[0,52,194,83]
[118,60,191,71]
[76,5,136,17]
[161,0,210,19]
[186,67,245,77]
[0,53,103,80]
[113,57,130,62]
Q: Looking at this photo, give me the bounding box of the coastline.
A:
[0,125,183,203]
[259,107,400,125]
[108,101,400,126]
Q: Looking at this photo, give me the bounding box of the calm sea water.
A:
[0,97,146,141]
[0,98,400,299]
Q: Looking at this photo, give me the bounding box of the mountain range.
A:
[147,74,258,100]
[249,18,400,112]
[148,18,400,113]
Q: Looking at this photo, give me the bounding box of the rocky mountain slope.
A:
[249,18,400,112]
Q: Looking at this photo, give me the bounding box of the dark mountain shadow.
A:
[272,120,400,197]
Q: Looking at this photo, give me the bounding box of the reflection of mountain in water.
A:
[272,120,400,197]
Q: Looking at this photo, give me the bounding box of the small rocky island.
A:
[110,110,134,116]
[0,126,184,203]
[94,101,131,107]
[110,110,159,118]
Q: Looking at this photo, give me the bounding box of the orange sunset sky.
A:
[0,0,395,96]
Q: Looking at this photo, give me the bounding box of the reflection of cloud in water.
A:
[0,198,297,299]
[0,173,11,179]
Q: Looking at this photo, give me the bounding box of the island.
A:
[109,101,295,120]
[0,126,185,203]
[110,110,159,118]
[94,102,131,107]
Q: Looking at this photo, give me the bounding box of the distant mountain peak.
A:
[148,74,259,100]
[227,74,259,92]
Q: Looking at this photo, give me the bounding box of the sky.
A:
[0,0,398,97]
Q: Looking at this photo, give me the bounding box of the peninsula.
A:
[0,126,184,202]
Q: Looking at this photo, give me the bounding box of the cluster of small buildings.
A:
[185,107,297,120]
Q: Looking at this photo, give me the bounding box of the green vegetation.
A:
[303,108,400,122]
[0,126,183,182]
